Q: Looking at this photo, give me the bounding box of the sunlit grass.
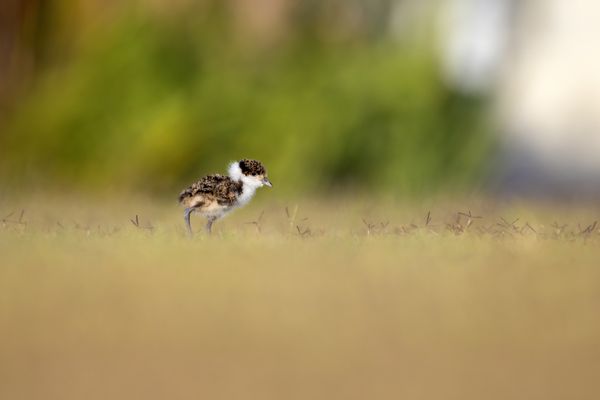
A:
[1,195,600,399]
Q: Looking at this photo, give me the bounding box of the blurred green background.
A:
[0,0,492,197]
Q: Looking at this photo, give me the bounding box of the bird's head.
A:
[228,159,272,189]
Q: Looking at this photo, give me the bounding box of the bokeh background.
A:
[3,4,600,400]
[1,0,599,198]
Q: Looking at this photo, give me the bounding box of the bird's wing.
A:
[213,176,243,206]
[179,174,242,206]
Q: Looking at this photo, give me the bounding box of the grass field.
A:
[1,195,600,399]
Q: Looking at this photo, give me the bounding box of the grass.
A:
[1,194,600,399]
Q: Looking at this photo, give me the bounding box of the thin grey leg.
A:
[205,217,215,235]
[184,208,194,237]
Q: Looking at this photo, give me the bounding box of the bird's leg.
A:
[184,208,194,237]
[205,217,216,235]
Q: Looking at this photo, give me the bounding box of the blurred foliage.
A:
[0,1,492,196]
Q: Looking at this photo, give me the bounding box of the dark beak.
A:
[262,178,272,187]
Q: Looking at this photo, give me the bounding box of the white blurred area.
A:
[437,0,600,196]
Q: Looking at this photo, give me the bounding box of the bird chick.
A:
[179,159,272,235]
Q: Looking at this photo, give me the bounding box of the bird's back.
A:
[179,174,243,208]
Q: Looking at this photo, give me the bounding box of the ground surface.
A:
[1,195,600,400]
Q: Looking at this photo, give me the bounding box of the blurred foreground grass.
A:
[1,195,600,400]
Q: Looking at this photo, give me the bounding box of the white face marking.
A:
[227,161,266,208]
[228,162,244,181]
[237,174,265,207]
[241,174,265,188]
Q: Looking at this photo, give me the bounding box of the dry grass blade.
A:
[551,222,568,236]
[362,218,376,235]
[245,211,265,234]
[296,224,311,237]
[130,215,154,231]
[579,221,597,236]
[285,205,299,234]
[458,210,482,219]
[520,222,537,234]
[1,210,27,225]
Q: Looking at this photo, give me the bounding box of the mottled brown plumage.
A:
[179,174,243,208]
